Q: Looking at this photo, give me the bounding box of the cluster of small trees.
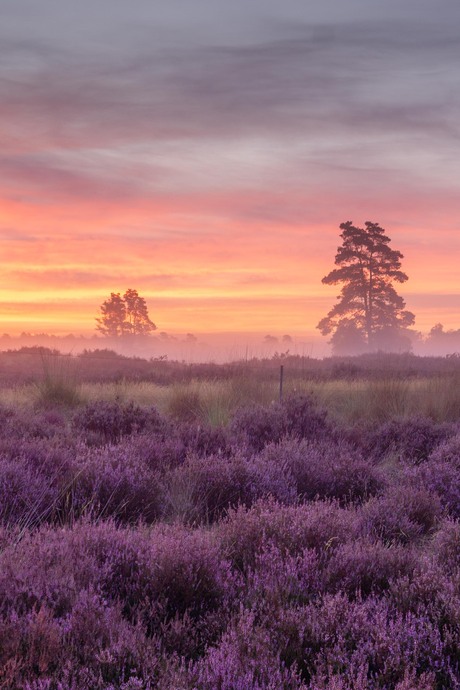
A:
[96,289,156,338]
[96,221,418,355]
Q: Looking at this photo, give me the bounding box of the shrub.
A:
[324,540,416,597]
[194,609,304,690]
[282,393,330,441]
[0,456,59,529]
[229,403,287,453]
[367,416,452,464]
[419,461,460,519]
[71,444,163,523]
[431,519,460,573]
[217,499,359,572]
[428,432,460,465]
[124,431,186,471]
[244,543,321,609]
[73,401,165,444]
[229,394,330,453]
[0,436,79,526]
[179,422,231,458]
[0,521,235,639]
[0,406,67,441]
[360,486,441,545]
[161,450,295,524]
[258,437,383,504]
[270,594,447,687]
[95,525,236,630]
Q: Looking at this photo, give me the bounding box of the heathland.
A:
[1,349,460,689]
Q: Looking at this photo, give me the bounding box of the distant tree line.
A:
[93,222,457,357]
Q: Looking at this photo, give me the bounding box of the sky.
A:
[1,0,459,340]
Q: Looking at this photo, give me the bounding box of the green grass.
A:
[0,373,459,425]
[35,353,82,408]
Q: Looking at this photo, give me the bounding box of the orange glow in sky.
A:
[1,1,459,341]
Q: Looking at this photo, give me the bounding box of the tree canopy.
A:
[317,221,415,352]
[96,289,156,337]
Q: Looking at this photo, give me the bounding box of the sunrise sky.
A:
[1,0,459,339]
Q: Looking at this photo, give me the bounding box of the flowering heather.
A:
[366,415,452,463]
[73,400,167,444]
[360,485,442,545]
[229,393,330,453]
[161,449,296,524]
[0,384,459,687]
[258,437,383,504]
[217,499,361,571]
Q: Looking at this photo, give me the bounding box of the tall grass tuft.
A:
[422,375,460,421]
[35,352,82,408]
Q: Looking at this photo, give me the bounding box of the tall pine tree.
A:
[317,221,414,351]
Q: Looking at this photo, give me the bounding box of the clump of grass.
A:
[422,375,460,421]
[167,386,205,423]
[365,378,411,421]
[166,380,236,426]
[35,353,82,408]
[313,378,411,424]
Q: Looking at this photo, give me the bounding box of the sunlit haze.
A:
[1,0,459,346]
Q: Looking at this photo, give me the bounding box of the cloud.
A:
[2,17,459,148]
[0,227,36,242]
[0,2,459,334]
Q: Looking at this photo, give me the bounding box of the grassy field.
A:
[2,371,460,426]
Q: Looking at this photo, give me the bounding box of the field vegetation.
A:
[0,349,460,688]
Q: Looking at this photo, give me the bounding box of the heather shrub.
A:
[194,609,304,690]
[0,405,68,441]
[431,519,460,572]
[0,437,77,478]
[0,521,235,638]
[270,594,447,688]
[73,400,166,444]
[0,595,160,689]
[282,393,330,440]
[258,438,383,504]
[217,499,359,571]
[162,452,254,524]
[161,450,295,524]
[97,525,236,633]
[228,394,330,453]
[244,543,321,609]
[229,402,287,452]
[71,444,163,523]
[0,439,88,528]
[387,561,460,630]
[309,670,436,689]
[178,422,231,458]
[324,540,417,597]
[360,486,441,545]
[61,592,159,687]
[428,431,460,465]
[366,416,451,464]
[0,455,62,528]
[126,431,186,471]
[419,460,460,519]
[0,435,165,526]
